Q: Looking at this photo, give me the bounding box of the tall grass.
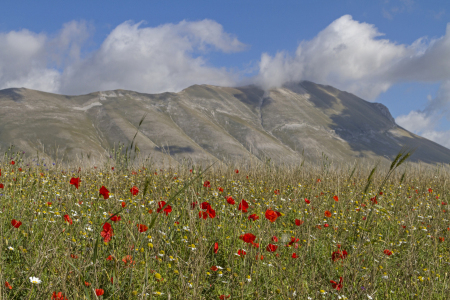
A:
[1,146,450,299]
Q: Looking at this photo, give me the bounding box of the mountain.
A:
[0,81,449,167]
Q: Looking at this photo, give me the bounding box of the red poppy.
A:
[295,219,304,226]
[384,249,392,256]
[137,224,148,233]
[70,253,78,259]
[317,178,321,182]
[110,215,121,222]
[191,202,198,209]
[324,210,332,217]
[238,199,249,212]
[428,188,433,193]
[304,198,311,204]
[324,223,329,228]
[240,233,256,244]
[84,281,91,287]
[330,277,343,291]
[214,242,219,254]
[157,201,172,215]
[121,201,126,208]
[226,196,235,205]
[248,214,259,221]
[265,209,278,223]
[274,189,280,195]
[5,281,12,289]
[51,292,68,300]
[370,196,378,204]
[203,180,211,188]
[272,236,279,242]
[122,255,135,266]
[237,249,246,256]
[266,244,278,252]
[10,161,15,165]
[292,253,298,258]
[106,255,113,261]
[70,177,81,189]
[95,289,104,296]
[47,202,52,206]
[198,202,215,219]
[11,219,22,228]
[130,186,139,196]
[99,186,110,199]
[287,237,300,246]
[210,266,218,271]
[235,169,239,174]
[219,295,231,299]
[331,250,348,261]
[63,214,73,225]
[100,222,114,243]
[0,183,4,189]
[218,187,224,192]
[333,195,339,202]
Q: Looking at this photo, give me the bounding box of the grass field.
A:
[1,148,450,299]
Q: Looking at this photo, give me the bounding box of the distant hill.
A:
[0,80,449,167]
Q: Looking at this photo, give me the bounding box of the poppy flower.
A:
[156,201,172,215]
[266,244,278,252]
[324,223,329,228]
[428,188,433,193]
[331,250,348,261]
[5,281,12,289]
[70,177,81,189]
[304,198,311,204]
[137,224,148,233]
[370,196,378,204]
[384,249,392,256]
[122,255,135,266]
[272,236,279,242]
[274,189,280,195]
[100,222,114,243]
[295,219,303,226]
[292,253,298,258]
[237,249,246,256]
[95,289,104,296]
[324,210,332,217]
[51,292,68,300]
[287,237,300,246]
[106,255,113,261]
[10,161,15,165]
[198,202,216,219]
[99,186,110,199]
[218,187,224,192]
[130,186,139,196]
[330,277,343,291]
[238,199,249,212]
[210,266,218,271]
[110,215,121,222]
[63,214,73,225]
[47,202,52,206]
[219,295,231,299]
[191,202,197,209]
[11,219,22,228]
[0,183,4,189]
[333,195,339,202]
[203,180,211,188]
[214,242,219,254]
[84,281,91,287]
[235,169,239,174]
[248,214,259,221]
[239,233,256,244]
[265,209,278,223]
[226,196,235,205]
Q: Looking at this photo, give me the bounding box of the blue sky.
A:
[1,0,450,147]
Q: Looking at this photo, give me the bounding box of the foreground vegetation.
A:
[1,149,450,299]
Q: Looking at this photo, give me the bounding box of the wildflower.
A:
[99,186,110,199]
[191,201,198,209]
[130,186,139,196]
[330,277,343,291]
[332,250,348,261]
[100,222,114,243]
[203,180,211,188]
[70,177,81,189]
[239,233,256,244]
[384,249,393,256]
[238,199,249,212]
[157,201,172,215]
[226,196,235,205]
[11,219,22,228]
[199,202,216,219]
[370,196,377,204]
[122,255,135,266]
[121,201,126,208]
[304,198,311,204]
[214,242,219,254]
[84,281,91,287]
[95,289,104,296]
[235,169,239,174]
[292,253,298,258]
[70,254,78,259]
[266,244,278,252]
[272,236,279,242]
[265,209,278,223]
[10,161,15,165]
[106,255,113,261]
[110,215,121,222]
[248,214,259,221]
[219,295,231,299]
[333,195,339,202]
[0,183,3,189]
[29,277,41,284]
[324,210,332,217]
[218,187,224,192]
[428,188,433,193]
[274,189,280,195]
[211,266,218,271]
[5,281,12,289]
[237,249,246,256]
[295,219,304,226]
[137,224,148,233]
[153,291,164,296]
[63,214,73,225]
[51,292,68,300]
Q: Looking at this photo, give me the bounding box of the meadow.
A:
[1,148,450,299]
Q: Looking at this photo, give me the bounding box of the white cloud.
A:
[396,110,437,133]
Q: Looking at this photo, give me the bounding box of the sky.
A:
[1,0,450,148]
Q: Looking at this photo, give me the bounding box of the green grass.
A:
[1,149,450,299]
